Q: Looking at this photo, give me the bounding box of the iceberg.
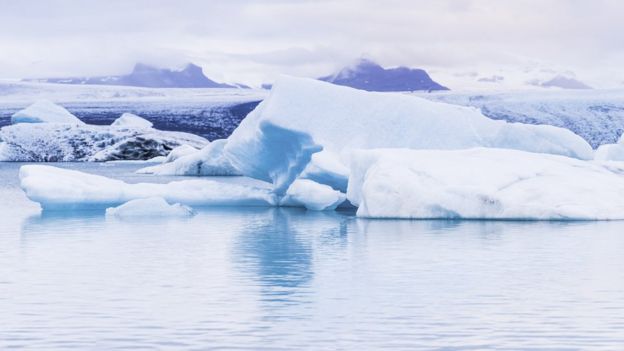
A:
[222,76,593,192]
[164,144,198,163]
[105,197,195,219]
[19,165,277,211]
[280,179,346,211]
[19,165,348,212]
[0,117,208,162]
[594,144,624,161]
[347,148,624,220]
[137,139,241,176]
[110,112,153,129]
[11,100,85,125]
[594,134,624,161]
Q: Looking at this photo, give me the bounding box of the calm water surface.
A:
[1,162,624,350]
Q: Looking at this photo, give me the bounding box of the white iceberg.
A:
[11,100,85,125]
[164,144,198,163]
[347,148,624,220]
[594,134,624,161]
[105,197,195,219]
[19,165,277,211]
[594,144,624,161]
[110,112,153,129]
[279,179,346,211]
[222,76,593,192]
[137,139,241,176]
[0,119,208,162]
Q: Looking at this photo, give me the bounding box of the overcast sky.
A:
[1,0,622,88]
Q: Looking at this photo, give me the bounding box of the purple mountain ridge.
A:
[318,59,449,92]
[25,63,242,89]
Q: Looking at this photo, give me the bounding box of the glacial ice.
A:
[164,144,198,163]
[19,165,277,211]
[347,148,624,220]
[594,134,624,161]
[110,112,153,129]
[594,144,624,161]
[105,197,195,219]
[137,139,241,176]
[424,89,624,148]
[280,179,346,211]
[0,118,208,161]
[11,100,85,125]
[222,76,593,192]
[19,165,349,212]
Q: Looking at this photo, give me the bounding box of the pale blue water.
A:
[1,163,624,350]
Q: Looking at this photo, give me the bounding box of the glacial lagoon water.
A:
[1,162,624,350]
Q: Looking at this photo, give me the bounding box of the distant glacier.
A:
[2,80,624,148]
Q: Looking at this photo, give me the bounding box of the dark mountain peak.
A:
[352,58,383,70]
[131,62,159,73]
[540,75,592,90]
[180,63,203,75]
[319,59,448,92]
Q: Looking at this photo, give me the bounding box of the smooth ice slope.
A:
[347,148,624,220]
[19,165,276,211]
[11,100,84,124]
[111,113,153,129]
[137,139,241,176]
[106,197,195,218]
[223,76,593,192]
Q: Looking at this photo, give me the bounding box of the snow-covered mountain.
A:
[318,59,448,92]
[26,63,242,89]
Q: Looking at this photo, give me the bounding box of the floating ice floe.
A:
[19,165,277,211]
[221,76,593,193]
[279,179,346,211]
[11,100,85,125]
[20,165,346,212]
[137,139,241,176]
[347,147,624,220]
[0,102,208,161]
[105,197,195,219]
